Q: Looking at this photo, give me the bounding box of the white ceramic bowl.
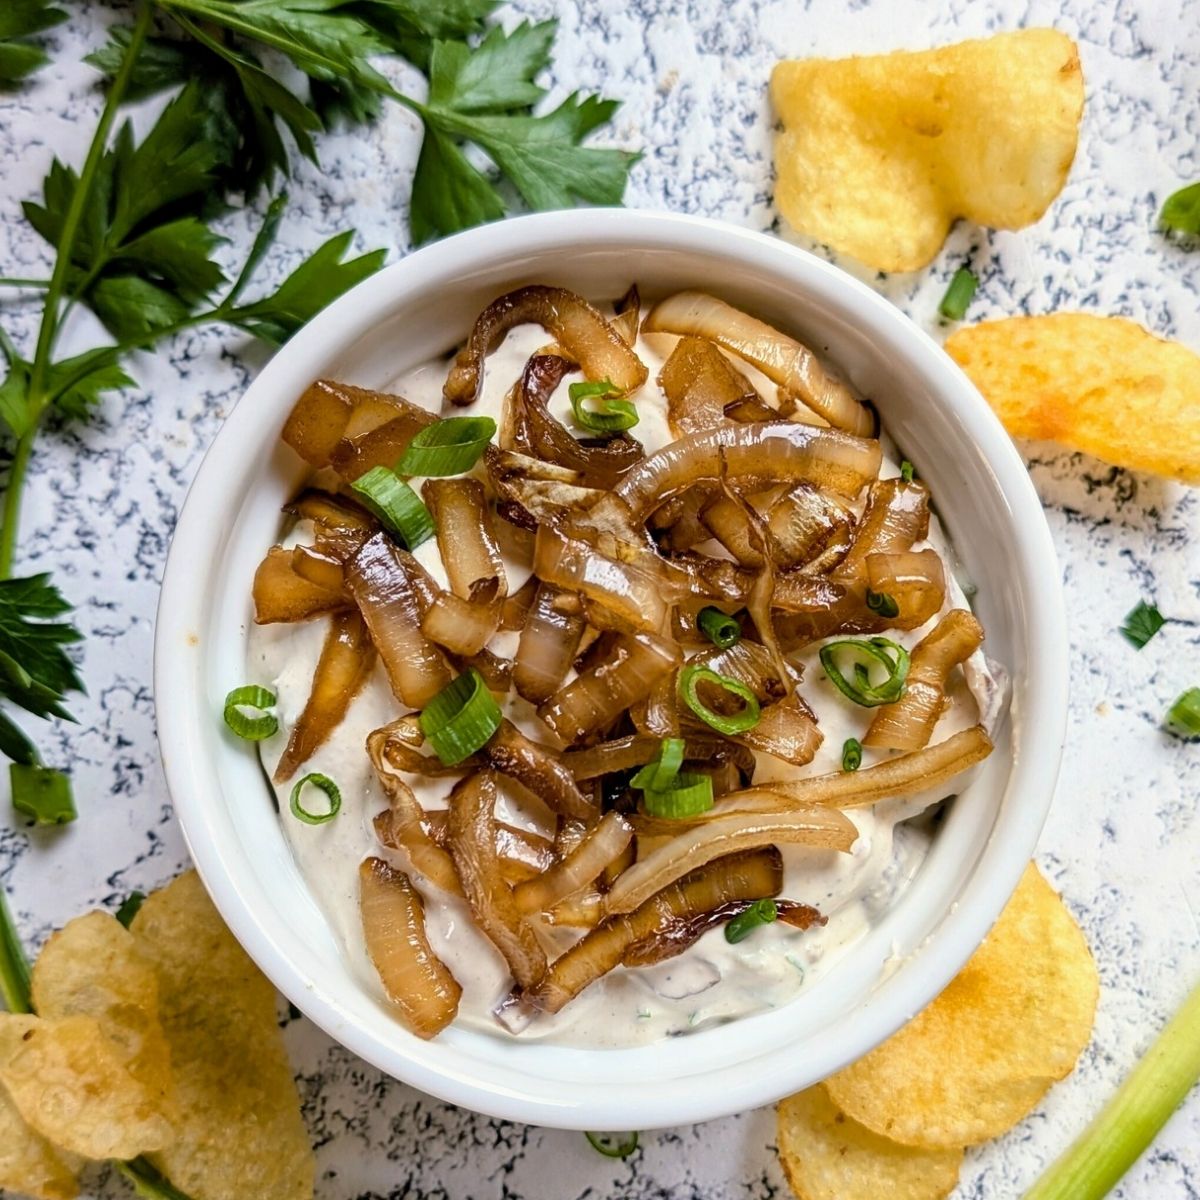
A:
[154,210,1067,1130]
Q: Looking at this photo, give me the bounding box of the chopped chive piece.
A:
[1164,688,1200,739]
[116,1156,197,1200]
[938,267,978,321]
[222,684,278,740]
[841,737,862,772]
[420,669,503,765]
[1119,600,1165,650]
[289,772,341,824]
[697,606,741,649]
[819,637,910,707]
[725,898,778,944]
[631,737,685,792]
[1159,182,1200,237]
[351,466,435,549]
[678,664,761,735]
[569,378,638,433]
[9,764,76,825]
[899,459,916,483]
[865,590,900,619]
[395,416,497,477]
[641,772,714,819]
[585,1131,639,1159]
[115,891,146,929]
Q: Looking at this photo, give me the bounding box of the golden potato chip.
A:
[32,910,175,1118]
[825,863,1098,1147]
[771,30,1084,271]
[0,1086,79,1200]
[777,1085,962,1200]
[131,871,314,1200]
[0,1013,173,1161]
[946,313,1200,484]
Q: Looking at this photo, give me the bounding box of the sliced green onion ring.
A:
[865,589,900,619]
[725,898,778,944]
[351,466,435,549]
[899,459,916,483]
[10,764,76,826]
[223,684,278,740]
[641,772,714,820]
[585,1131,639,1159]
[115,891,146,929]
[569,377,639,433]
[697,606,741,649]
[630,737,685,792]
[841,737,863,772]
[289,773,341,825]
[678,664,761,735]
[420,669,503,765]
[819,637,910,707]
[1164,687,1200,739]
[395,416,497,477]
[938,266,978,321]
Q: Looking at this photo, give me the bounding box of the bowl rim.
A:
[154,208,1067,1129]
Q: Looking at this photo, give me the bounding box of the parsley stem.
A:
[0,886,33,1013]
[0,278,50,290]
[0,431,36,580]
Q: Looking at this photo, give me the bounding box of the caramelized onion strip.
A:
[420,577,503,657]
[423,809,557,884]
[513,583,587,705]
[423,478,506,600]
[253,546,347,624]
[865,549,947,632]
[833,477,930,585]
[482,719,599,823]
[512,813,634,915]
[658,335,757,436]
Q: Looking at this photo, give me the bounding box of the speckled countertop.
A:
[1,1,1198,1197]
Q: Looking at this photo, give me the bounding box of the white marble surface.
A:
[2,1,1199,1197]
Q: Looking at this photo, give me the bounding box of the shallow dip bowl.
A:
[154,210,1067,1130]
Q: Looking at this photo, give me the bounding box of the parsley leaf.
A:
[226,232,387,344]
[427,21,555,112]
[0,574,83,723]
[1120,600,1166,650]
[1160,183,1200,238]
[0,0,67,84]
[0,347,132,437]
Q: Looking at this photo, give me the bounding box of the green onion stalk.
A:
[1024,976,1200,1200]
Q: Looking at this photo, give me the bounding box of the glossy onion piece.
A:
[524,849,783,1015]
[534,525,671,635]
[373,715,471,778]
[273,610,375,783]
[509,355,643,489]
[512,812,634,915]
[253,546,348,623]
[562,732,755,782]
[283,379,430,469]
[345,533,451,709]
[864,549,947,632]
[329,407,436,482]
[864,609,985,751]
[462,647,513,693]
[447,771,548,990]
[658,335,758,436]
[612,421,882,520]
[539,632,682,745]
[423,478,506,601]
[284,488,376,534]
[772,576,882,648]
[291,545,346,594]
[445,286,649,406]
[500,574,539,631]
[700,492,764,567]
[832,477,931,585]
[423,809,557,885]
[603,810,858,916]
[486,447,606,527]
[739,692,822,767]
[610,284,640,346]
[421,577,503,657]
[359,857,462,1039]
[482,719,598,823]
[513,583,587,705]
[368,731,463,894]
[766,483,855,570]
[650,485,714,553]
[643,292,874,436]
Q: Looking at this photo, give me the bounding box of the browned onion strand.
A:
[766,483,855,570]
[253,545,348,624]
[612,421,882,521]
[539,632,682,745]
[513,583,587,705]
[658,335,758,436]
[284,488,376,533]
[280,379,381,467]
[700,492,764,567]
[643,292,875,436]
[832,476,930,585]
[603,809,858,916]
[864,549,947,632]
[460,646,513,693]
[864,609,985,751]
[345,533,451,708]
[423,809,557,884]
[330,408,435,481]
[359,857,461,1039]
[610,284,641,346]
[523,849,784,1016]
[482,719,599,823]
[373,715,473,778]
[291,545,347,595]
[447,771,548,990]
[273,609,375,783]
[424,477,507,600]
[444,286,649,406]
[650,485,715,553]
[512,812,634,915]
[500,574,539,631]
[775,900,827,931]
[486,446,606,527]
[562,732,754,782]
[421,577,503,657]
[738,692,822,767]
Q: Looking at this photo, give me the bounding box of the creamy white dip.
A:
[249,322,994,1048]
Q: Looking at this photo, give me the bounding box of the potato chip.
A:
[946,313,1200,484]
[770,30,1084,271]
[131,870,314,1200]
[0,1013,173,1161]
[32,910,175,1118]
[825,863,1098,1147]
[0,1086,79,1200]
[777,1085,962,1200]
